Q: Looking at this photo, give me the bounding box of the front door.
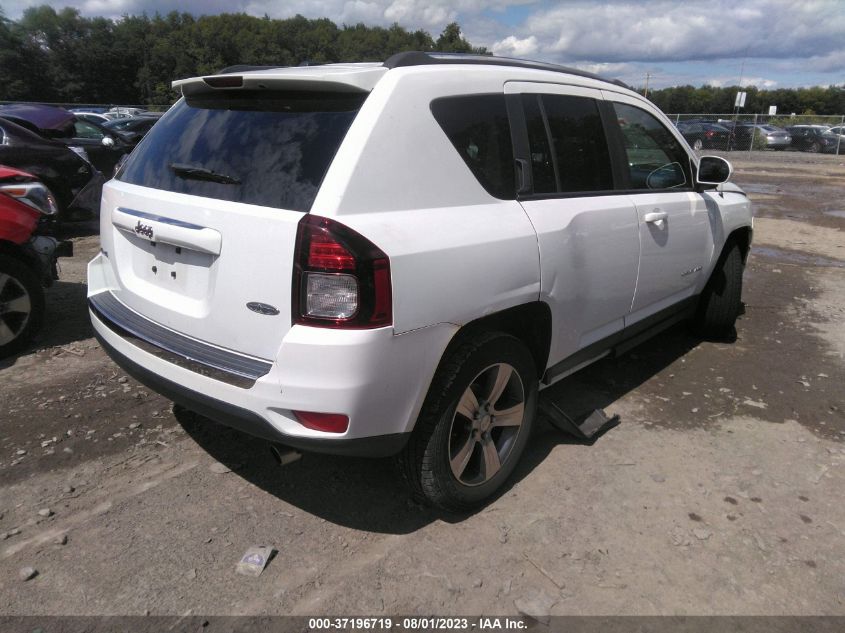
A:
[605,95,714,323]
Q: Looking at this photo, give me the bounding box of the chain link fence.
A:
[669,113,845,156]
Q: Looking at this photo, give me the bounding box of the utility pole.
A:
[643,72,651,98]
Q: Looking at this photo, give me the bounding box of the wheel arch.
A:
[726,225,752,265]
[0,240,39,270]
[440,301,552,379]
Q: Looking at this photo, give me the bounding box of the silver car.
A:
[754,124,791,150]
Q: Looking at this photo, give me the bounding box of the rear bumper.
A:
[94,327,409,457]
[88,252,456,457]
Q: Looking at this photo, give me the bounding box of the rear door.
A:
[99,89,366,360]
[604,94,714,322]
[506,82,640,368]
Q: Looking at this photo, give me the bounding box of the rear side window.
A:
[539,94,613,193]
[431,95,515,199]
[118,91,366,212]
[519,94,613,195]
[613,102,690,190]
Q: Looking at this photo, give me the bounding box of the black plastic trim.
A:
[89,292,272,383]
[383,52,630,89]
[543,296,698,384]
[94,329,410,458]
[518,186,696,202]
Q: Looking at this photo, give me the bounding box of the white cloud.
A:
[2,0,843,87]
[491,34,537,57]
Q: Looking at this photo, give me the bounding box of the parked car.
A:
[108,107,147,118]
[0,166,73,357]
[723,123,791,151]
[0,117,104,219]
[88,52,752,511]
[0,104,133,176]
[786,125,834,152]
[74,112,120,125]
[821,125,845,154]
[103,115,160,143]
[69,107,109,114]
[63,118,134,174]
[676,121,732,150]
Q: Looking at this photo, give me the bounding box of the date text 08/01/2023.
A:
[307,617,529,630]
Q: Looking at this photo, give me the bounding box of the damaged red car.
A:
[0,166,72,357]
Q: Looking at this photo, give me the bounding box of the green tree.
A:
[435,22,486,54]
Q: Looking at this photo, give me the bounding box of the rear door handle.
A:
[644,211,668,225]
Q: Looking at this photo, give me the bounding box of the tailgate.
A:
[97,87,367,360]
[100,181,302,360]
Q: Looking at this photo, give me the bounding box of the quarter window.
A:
[431,95,515,199]
[613,103,689,190]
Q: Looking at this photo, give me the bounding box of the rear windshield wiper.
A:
[169,163,241,185]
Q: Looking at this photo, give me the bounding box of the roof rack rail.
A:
[383,51,630,89]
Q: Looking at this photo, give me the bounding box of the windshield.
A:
[117,90,366,212]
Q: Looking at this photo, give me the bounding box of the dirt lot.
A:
[1,152,844,617]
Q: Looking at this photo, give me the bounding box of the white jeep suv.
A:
[88,52,752,511]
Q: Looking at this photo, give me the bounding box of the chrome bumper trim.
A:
[89,292,272,388]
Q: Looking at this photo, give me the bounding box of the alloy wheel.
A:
[448,363,526,486]
[0,273,32,346]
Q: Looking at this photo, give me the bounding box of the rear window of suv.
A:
[117,90,366,212]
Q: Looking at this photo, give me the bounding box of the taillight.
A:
[705,131,715,138]
[293,215,392,329]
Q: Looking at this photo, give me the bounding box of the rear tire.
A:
[0,254,45,358]
[398,332,538,512]
[693,243,743,339]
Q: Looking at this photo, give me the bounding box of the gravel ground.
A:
[0,152,843,617]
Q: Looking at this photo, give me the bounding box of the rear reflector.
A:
[293,411,349,434]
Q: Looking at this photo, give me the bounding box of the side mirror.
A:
[102,136,115,147]
[697,155,732,186]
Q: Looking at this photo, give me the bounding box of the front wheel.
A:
[398,333,538,512]
[0,254,45,358]
[693,138,703,151]
[693,243,743,339]
[808,142,820,153]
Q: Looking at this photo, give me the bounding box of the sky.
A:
[2,0,844,89]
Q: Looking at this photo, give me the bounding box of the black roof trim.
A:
[383,51,630,89]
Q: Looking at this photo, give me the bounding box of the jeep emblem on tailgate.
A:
[247,302,280,316]
[134,220,154,239]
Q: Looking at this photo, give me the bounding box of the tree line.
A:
[0,5,484,105]
[646,84,845,116]
[2,4,843,115]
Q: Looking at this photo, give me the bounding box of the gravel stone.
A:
[19,567,38,581]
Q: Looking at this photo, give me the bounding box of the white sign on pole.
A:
[768,105,777,115]
[734,91,747,108]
